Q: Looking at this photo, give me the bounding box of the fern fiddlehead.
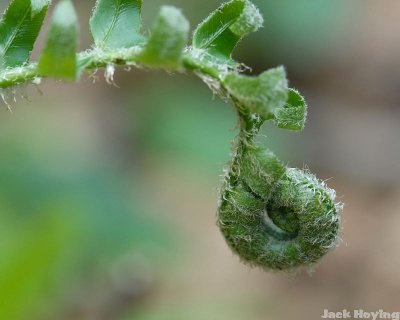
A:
[0,0,342,271]
[218,101,341,271]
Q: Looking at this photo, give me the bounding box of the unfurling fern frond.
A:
[0,0,342,272]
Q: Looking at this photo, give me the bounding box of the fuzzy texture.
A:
[0,0,343,272]
[222,67,288,121]
[138,6,189,68]
[218,143,341,271]
[273,88,307,131]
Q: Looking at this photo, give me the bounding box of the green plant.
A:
[0,0,342,271]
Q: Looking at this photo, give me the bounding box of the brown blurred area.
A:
[0,1,399,319]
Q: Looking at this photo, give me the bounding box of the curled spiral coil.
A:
[0,0,342,271]
[217,110,342,271]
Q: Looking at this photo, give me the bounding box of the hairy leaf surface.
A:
[31,0,50,16]
[138,6,189,68]
[274,89,307,131]
[223,67,288,120]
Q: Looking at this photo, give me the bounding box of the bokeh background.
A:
[1,0,399,319]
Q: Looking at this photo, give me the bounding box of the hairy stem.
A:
[0,47,224,89]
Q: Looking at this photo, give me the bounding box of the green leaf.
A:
[0,0,49,69]
[192,0,263,61]
[138,6,189,68]
[273,88,307,131]
[38,0,77,80]
[222,67,288,120]
[31,0,51,16]
[90,0,145,49]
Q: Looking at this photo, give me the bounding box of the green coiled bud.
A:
[0,0,342,272]
[218,143,341,271]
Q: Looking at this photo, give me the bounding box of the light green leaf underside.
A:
[38,0,77,80]
[138,6,189,68]
[193,0,263,60]
[31,0,51,16]
[0,0,49,70]
[274,89,308,131]
[90,0,145,49]
[222,67,289,120]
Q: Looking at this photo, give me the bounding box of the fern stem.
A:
[0,0,343,273]
[0,47,223,89]
[0,64,38,89]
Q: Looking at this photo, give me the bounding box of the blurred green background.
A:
[1,0,400,319]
